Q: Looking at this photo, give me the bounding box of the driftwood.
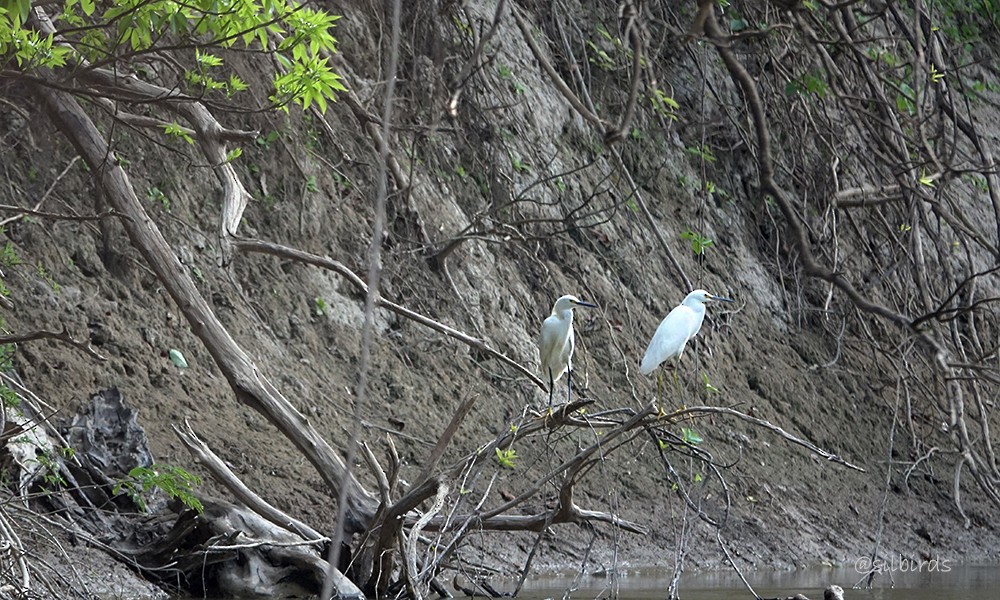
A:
[127,500,363,599]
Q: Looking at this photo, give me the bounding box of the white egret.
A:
[539,294,598,408]
[640,290,732,411]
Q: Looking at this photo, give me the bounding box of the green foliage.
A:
[701,372,719,394]
[147,187,170,211]
[895,81,917,115]
[680,229,714,255]
[785,71,828,98]
[586,40,615,70]
[162,122,194,145]
[0,0,72,68]
[0,241,21,268]
[114,464,204,513]
[929,0,1000,47]
[650,88,680,120]
[314,296,328,316]
[680,427,703,446]
[0,343,16,408]
[686,144,716,163]
[510,154,531,174]
[36,450,67,488]
[35,264,60,292]
[495,447,518,469]
[256,130,281,148]
[1,0,345,113]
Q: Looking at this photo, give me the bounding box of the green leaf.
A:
[195,50,224,68]
[162,122,195,145]
[681,427,703,445]
[495,447,517,469]
[168,349,188,368]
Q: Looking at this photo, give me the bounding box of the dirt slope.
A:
[2,0,999,594]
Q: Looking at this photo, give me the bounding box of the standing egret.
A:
[640,289,732,411]
[539,294,598,409]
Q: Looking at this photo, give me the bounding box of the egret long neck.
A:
[553,306,574,321]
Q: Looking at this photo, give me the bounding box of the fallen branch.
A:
[0,156,80,228]
[667,405,866,472]
[0,328,106,361]
[172,420,327,542]
[232,237,547,390]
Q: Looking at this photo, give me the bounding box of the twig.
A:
[667,405,865,472]
[0,328,106,361]
[447,0,507,118]
[172,420,327,542]
[232,238,546,390]
[509,6,612,134]
[0,205,120,222]
[717,531,760,600]
[0,156,80,228]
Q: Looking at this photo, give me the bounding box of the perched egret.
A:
[639,290,732,410]
[539,294,598,408]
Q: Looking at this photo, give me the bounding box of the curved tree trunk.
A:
[31,71,378,528]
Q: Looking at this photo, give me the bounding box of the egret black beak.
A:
[709,294,734,303]
[574,300,598,308]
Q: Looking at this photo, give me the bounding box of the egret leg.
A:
[547,369,554,412]
[656,370,665,417]
[566,368,573,406]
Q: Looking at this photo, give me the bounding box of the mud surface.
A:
[2,0,999,597]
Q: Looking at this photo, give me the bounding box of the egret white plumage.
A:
[640,290,732,411]
[539,294,597,408]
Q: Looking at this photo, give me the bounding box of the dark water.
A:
[180,563,997,599]
[515,563,999,600]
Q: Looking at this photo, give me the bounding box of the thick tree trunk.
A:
[32,83,378,535]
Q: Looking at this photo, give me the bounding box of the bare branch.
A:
[232,237,547,390]
[173,420,327,542]
[0,328,106,361]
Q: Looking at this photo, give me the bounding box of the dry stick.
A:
[363,394,479,584]
[0,328,106,361]
[447,0,508,118]
[833,183,904,208]
[509,5,611,133]
[360,441,393,505]
[549,12,689,291]
[403,482,448,600]
[423,472,497,578]
[321,0,400,597]
[0,509,30,593]
[612,147,692,292]
[470,404,654,528]
[703,13,912,327]
[417,394,480,484]
[75,68,257,255]
[669,405,865,472]
[716,531,760,600]
[0,156,80,228]
[32,17,379,550]
[863,371,902,588]
[705,11,1000,514]
[0,205,119,222]
[173,420,327,542]
[606,0,644,143]
[232,238,546,391]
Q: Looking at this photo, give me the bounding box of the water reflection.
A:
[516,564,999,600]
